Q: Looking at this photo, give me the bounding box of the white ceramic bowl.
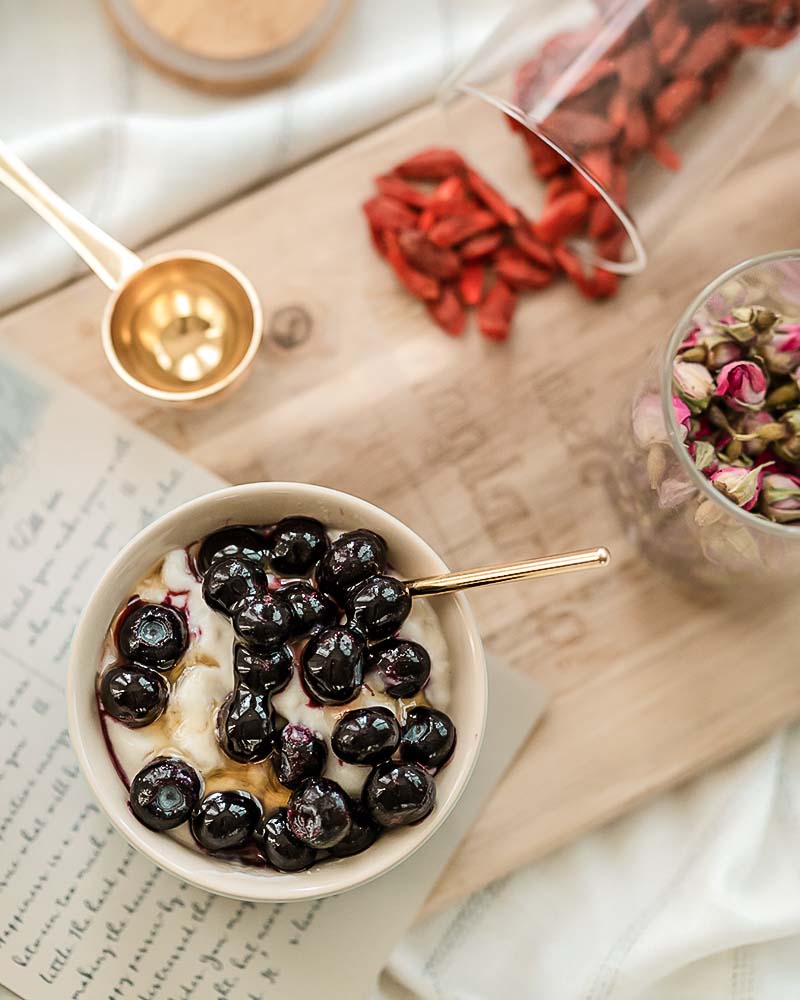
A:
[68,483,487,902]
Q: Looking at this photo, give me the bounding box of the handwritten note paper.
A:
[0,349,547,999]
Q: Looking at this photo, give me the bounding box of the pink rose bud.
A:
[715,360,767,412]
[672,395,691,442]
[632,393,667,447]
[710,463,770,511]
[738,410,779,457]
[775,409,800,463]
[672,360,715,414]
[688,439,718,475]
[761,472,800,523]
[678,328,700,352]
[762,323,800,375]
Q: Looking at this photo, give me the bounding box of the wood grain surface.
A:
[2,96,800,917]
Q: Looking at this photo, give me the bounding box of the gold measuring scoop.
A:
[0,140,262,403]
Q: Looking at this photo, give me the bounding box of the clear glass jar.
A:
[444,0,800,274]
[611,250,800,591]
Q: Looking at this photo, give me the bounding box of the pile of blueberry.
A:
[99,517,457,872]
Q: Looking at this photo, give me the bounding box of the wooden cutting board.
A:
[2,96,800,917]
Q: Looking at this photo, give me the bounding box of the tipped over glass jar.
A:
[612,250,800,591]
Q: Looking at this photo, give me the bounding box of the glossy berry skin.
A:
[234,643,293,695]
[364,761,436,829]
[275,723,327,790]
[203,556,268,617]
[277,581,338,639]
[130,757,201,832]
[118,603,188,670]
[269,517,329,576]
[370,639,431,698]
[315,529,387,604]
[287,777,352,849]
[99,664,168,728]
[197,526,269,575]
[233,592,292,653]
[256,809,316,872]
[400,707,456,770]
[331,707,400,765]
[301,627,365,706]
[328,803,379,858]
[347,575,412,641]
[190,790,262,853]
[217,689,274,763]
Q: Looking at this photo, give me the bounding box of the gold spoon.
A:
[0,140,262,403]
[406,546,610,597]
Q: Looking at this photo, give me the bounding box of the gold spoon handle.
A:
[0,138,142,290]
[406,546,610,597]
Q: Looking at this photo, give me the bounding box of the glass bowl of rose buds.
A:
[613,250,800,590]
[443,0,799,277]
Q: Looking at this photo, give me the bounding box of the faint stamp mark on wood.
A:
[268,305,313,351]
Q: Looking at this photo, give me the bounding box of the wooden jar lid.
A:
[106,0,347,93]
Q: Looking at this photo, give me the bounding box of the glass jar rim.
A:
[660,248,800,539]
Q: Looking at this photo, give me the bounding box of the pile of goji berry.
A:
[362,0,798,342]
[363,148,617,341]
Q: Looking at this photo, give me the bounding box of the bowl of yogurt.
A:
[68,483,487,902]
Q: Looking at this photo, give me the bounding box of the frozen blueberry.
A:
[315,529,387,603]
[274,723,327,790]
[130,757,201,832]
[99,664,168,727]
[400,707,456,770]
[301,627,365,705]
[234,643,293,694]
[233,592,292,652]
[277,581,338,638]
[328,803,380,858]
[347,575,411,641]
[269,517,329,576]
[286,777,352,849]
[256,809,316,872]
[118,603,188,670]
[331,707,400,765]
[364,761,436,829]
[217,688,274,763]
[197,526,269,575]
[190,790,262,853]
[369,639,431,698]
[203,556,268,617]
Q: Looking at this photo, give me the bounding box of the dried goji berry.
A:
[459,263,485,306]
[615,40,655,90]
[596,227,627,263]
[394,148,466,180]
[460,231,504,261]
[524,133,567,178]
[417,208,436,232]
[478,281,518,342]
[621,101,651,160]
[650,134,682,171]
[428,211,498,248]
[543,109,620,149]
[427,286,466,336]
[568,58,619,97]
[588,199,618,239]
[465,167,519,226]
[397,229,461,281]
[363,196,418,231]
[656,19,690,65]
[432,176,467,202]
[553,244,587,285]
[536,189,590,244]
[495,249,554,290]
[654,78,703,131]
[384,231,440,301]
[512,223,558,270]
[375,175,430,209]
[428,197,482,219]
[545,174,577,202]
[676,23,735,76]
[577,148,614,195]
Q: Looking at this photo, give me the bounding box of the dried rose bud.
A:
[632,393,667,446]
[730,306,779,334]
[760,472,800,523]
[672,395,691,442]
[679,330,743,370]
[775,409,800,463]
[672,360,715,413]
[715,360,768,412]
[736,410,785,457]
[689,439,718,475]
[761,324,800,374]
[710,464,770,511]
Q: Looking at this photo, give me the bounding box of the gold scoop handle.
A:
[0,138,142,290]
[406,546,610,597]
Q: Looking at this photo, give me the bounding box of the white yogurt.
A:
[103,539,451,813]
